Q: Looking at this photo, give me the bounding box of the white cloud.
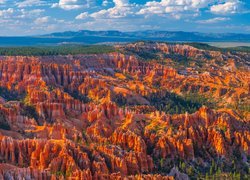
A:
[18,9,45,18]
[102,0,109,6]
[0,8,14,18]
[89,0,134,19]
[0,0,248,36]
[16,0,45,8]
[113,0,128,7]
[138,0,214,15]
[136,0,216,20]
[34,16,49,24]
[196,17,230,24]
[52,0,83,10]
[76,12,88,19]
[210,1,241,14]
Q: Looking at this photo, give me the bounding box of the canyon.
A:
[0,42,249,179]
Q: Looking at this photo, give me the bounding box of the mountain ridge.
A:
[1,30,250,46]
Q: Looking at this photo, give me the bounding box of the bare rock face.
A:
[0,42,249,179]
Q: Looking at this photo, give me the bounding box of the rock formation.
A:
[0,42,249,179]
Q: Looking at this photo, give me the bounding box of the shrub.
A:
[0,110,10,130]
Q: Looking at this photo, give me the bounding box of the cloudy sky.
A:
[0,0,249,36]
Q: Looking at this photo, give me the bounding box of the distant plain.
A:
[207,42,250,47]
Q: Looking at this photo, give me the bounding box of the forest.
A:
[0,45,115,56]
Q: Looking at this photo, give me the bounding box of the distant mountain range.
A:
[0,30,250,46]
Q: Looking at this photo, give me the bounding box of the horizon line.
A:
[1,29,250,37]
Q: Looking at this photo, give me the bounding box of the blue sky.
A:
[0,0,249,36]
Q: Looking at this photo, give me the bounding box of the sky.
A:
[0,0,249,36]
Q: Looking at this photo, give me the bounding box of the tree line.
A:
[0,45,115,56]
